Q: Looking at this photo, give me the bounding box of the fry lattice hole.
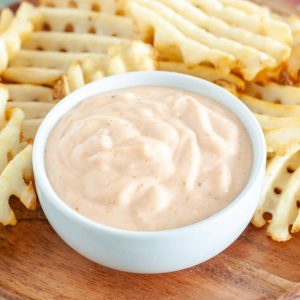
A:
[263,212,273,221]
[91,3,101,12]
[42,22,51,31]
[64,24,74,32]
[274,187,282,195]
[68,1,78,8]
[287,166,295,173]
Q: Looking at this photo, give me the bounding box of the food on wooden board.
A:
[0,85,36,225]
[0,0,299,241]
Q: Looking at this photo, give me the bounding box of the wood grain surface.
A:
[0,200,299,300]
[0,0,300,299]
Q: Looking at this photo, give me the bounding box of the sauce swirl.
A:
[46,87,252,230]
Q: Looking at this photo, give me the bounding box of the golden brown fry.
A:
[158,61,245,91]
[36,7,135,38]
[22,119,42,141]
[0,145,36,225]
[189,0,292,44]
[240,94,300,117]
[7,101,55,119]
[0,8,14,34]
[2,67,63,86]
[0,3,39,73]
[245,82,300,105]
[252,147,300,241]
[9,49,106,71]
[39,0,118,14]
[23,32,131,53]
[6,84,53,102]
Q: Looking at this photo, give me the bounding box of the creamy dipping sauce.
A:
[46,87,253,231]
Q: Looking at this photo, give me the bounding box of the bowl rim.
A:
[32,71,266,237]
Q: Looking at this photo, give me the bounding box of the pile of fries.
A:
[1,0,300,241]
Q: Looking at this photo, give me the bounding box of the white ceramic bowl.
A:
[33,71,266,274]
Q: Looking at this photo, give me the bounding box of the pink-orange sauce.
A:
[46,87,252,231]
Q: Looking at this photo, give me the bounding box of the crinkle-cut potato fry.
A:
[286,44,300,82]
[240,94,300,118]
[23,32,131,54]
[22,119,42,141]
[158,61,245,91]
[79,58,105,82]
[2,67,63,86]
[7,101,55,120]
[107,41,156,75]
[157,0,290,64]
[52,75,70,100]
[56,41,156,97]
[9,50,106,71]
[252,147,300,241]
[284,15,300,45]
[0,86,24,173]
[0,145,36,226]
[284,15,300,35]
[66,62,86,92]
[36,7,135,38]
[264,126,300,156]
[0,85,8,128]
[39,0,117,14]
[220,0,270,16]
[54,60,97,96]
[245,82,300,105]
[6,84,53,103]
[0,3,39,73]
[0,86,36,226]
[126,1,234,76]
[132,0,277,81]
[0,107,24,173]
[255,114,300,131]
[0,8,14,34]
[188,0,292,45]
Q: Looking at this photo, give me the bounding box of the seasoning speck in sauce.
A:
[45,87,253,231]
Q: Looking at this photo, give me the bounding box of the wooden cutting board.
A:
[0,1,300,299]
[0,200,299,299]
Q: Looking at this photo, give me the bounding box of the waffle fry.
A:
[240,94,300,117]
[0,145,36,225]
[66,62,86,92]
[255,114,300,130]
[126,0,291,80]
[0,8,13,34]
[158,0,289,63]
[22,119,42,140]
[127,1,234,74]
[0,2,38,72]
[158,61,245,91]
[252,147,300,241]
[0,86,23,172]
[9,49,106,71]
[7,84,53,102]
[245,82,300,105]
[2,67,63,86]
[0,85,36,225]
[189,0,292,44]
[107,41,156,74]
[39,0,118,14]
[219,0,270,16]
[242,82,300,240]
[23,32,131,53]
[7,101,55,120]
[55,41,156,96]
[35,7,135,38]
